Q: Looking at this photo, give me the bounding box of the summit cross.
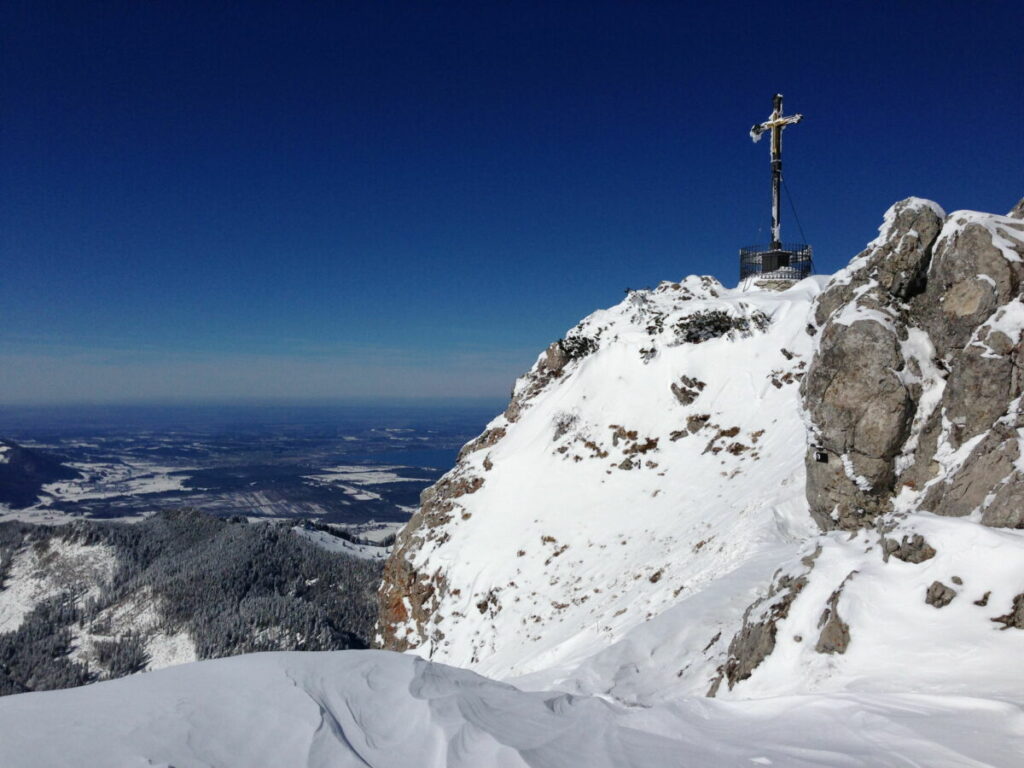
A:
[750,93,803,251]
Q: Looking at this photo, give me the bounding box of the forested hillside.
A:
[0,509,381,695]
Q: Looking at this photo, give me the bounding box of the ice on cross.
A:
[749,94,803,144]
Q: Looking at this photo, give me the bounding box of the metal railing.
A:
[739,243,813,281]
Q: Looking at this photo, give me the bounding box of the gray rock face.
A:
[925,581,957,608]
[708,548,821,695]
[670,375,706,406]
[708,571,807,695]
[992,594,1024,629]
[803,197,1024,531]
[815,576,853,654]
[881,533,936,564]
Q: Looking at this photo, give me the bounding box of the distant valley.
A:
[0,403,497,533]
[0,403,497,696]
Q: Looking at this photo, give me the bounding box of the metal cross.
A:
[750,94,802,250]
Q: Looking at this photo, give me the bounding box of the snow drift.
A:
[1,650,1021,768]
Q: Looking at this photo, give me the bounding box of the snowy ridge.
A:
[379,274,826,691]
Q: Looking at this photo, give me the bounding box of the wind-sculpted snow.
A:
[1,650,1021,768]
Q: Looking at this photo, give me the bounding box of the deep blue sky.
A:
[2,1,1021,404]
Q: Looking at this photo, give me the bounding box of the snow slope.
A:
[0,538,116,633]
[1,650,1021,768]
[380,275,826,693]
[378,200,1024,713]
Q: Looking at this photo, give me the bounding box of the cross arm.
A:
[749,113,803,143]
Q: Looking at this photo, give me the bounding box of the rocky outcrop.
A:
[803,197,1024,530]
[708,547,820,695]
[815,572,855,654]
[376,196,1024,707]
[991,593,1024,630]
[881,533,936,563]
[376,467,486,652]
[925,580,957,608]
[375,274,812,668]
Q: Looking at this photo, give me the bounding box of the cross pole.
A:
[750,94,803,251]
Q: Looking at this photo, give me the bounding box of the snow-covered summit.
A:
[378,271,827,689]
[379,195,1024,709]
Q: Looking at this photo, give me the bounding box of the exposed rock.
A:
[376,467,486,651]
[924,426,1024,525]
[881,533,937,564]
[803,197,1024,531]
[502,329,603,424]
[670,375,706,406]
[811,197,944,328]
[686,414,710,433]
[458,426,507,461]
[919,211,1022,359]
[673,309,769,345]
[815,575,854,654]
[709,547,821,695]
[925,581,957,608]
[709,573,806,694]
[752,279,795,292]
[802,318,913,529]
[991,593,1024,630]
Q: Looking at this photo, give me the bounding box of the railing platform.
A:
[739,243,813,281]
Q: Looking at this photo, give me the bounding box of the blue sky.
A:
[2,1,1021,404]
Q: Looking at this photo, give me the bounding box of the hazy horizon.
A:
[3,1,1020,405]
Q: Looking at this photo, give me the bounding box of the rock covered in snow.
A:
[803,197,1024,530]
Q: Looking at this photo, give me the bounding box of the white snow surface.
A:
[392,276,825,690]
[38,460,191,503]
[292,526,391,561]
[732,514,1024,701]
[1,650,1021,768]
